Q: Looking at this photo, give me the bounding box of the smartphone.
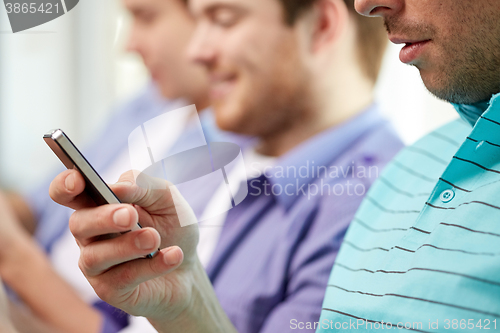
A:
[44,129,157,258]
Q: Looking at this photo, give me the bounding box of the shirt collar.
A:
[452,93,500,127]
[264,104,386,209]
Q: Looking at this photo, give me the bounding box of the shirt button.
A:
[440,189,455,203]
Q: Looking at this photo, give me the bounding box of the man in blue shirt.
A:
[48,0,404,332]
[0,0,215,331]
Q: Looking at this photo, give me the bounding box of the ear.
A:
[310,0,349,53]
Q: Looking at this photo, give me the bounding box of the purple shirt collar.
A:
[264,104,386,210]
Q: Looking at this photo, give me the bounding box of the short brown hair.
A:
[278,0,388,84]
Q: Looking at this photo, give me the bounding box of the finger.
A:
[79,228,161,277]
[49,169,95,210]
[93,246,184,296]
[111,173,197,228]
[109,172,175,211]
[69,204,139,244]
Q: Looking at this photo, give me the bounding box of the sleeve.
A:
[258,180,366,333]
[93,300,130,333]
[118,316,158,333]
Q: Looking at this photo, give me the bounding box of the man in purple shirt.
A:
[49,0,403,332]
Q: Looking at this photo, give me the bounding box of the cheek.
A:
[155,18,192,61]
[222,23,282,72]
[221,37,257,73]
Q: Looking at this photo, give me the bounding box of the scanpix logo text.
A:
[4,0,79,33]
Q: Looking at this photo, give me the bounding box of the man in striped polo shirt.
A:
[316,0,500,332]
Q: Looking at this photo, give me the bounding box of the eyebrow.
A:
[127,6,150,17]
[202,2,249,17]
[125,2,157,17]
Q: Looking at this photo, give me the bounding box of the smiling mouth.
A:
[209,74,237,100]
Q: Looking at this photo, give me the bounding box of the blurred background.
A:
[0,0,457,193]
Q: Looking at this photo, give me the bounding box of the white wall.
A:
[0,0,147,191]
[0,3,457,192]
[0,5,78,191]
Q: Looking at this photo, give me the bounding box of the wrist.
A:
[148,258,236,333]
[146,259,201,330]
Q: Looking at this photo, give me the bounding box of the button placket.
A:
[440,189,455,203]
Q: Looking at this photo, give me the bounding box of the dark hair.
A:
[278,0,388,83]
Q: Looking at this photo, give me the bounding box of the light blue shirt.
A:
[318,93,500,332]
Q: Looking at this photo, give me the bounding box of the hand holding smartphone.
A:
[44,129,157,258]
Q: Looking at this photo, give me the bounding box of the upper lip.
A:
[209,72,236,83]
[389,36,431,45]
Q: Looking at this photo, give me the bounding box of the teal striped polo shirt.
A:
[317,94,500,332]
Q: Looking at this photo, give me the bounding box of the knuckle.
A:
[93,280,113,301]
[69,212,82,237]
[80,247,99,274]
[78,258,87,275]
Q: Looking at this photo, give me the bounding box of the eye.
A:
[211,8,240,28]
[133,10,157,25]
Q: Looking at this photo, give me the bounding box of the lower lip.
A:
[399,40,430,64]
[210,79,236,100]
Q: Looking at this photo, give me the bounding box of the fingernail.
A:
[113,208,131,228]
[65,173,75,191]
[135,230,156,250]
[163,247,182,266]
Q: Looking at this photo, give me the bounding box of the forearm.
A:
[148,259,237,333]
[9,300,62,333]
[0,237,102,333]
[4,191,37,235]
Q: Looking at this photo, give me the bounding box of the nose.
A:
[354,0,403,17]
[125,24,140,54]
[187,23,217,67]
